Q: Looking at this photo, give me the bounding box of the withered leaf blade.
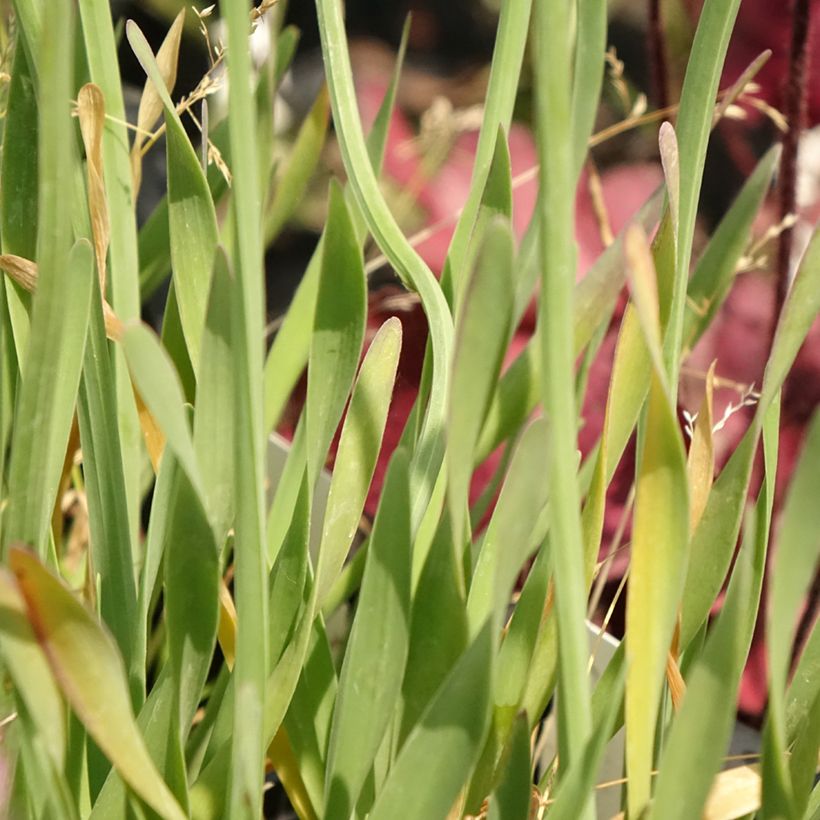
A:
[78,83,110,292]
[130,8,186,196]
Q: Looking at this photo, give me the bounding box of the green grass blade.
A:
[306,179,367,488]
[263,244,320,435]
[76,275,138,700]
[761,228,820,410]
[314,317,401,606]
[78,0,141,320]
[3,240,94,558]
[500,543,552,718]
[89,669,189,818]
[445,0,532,282]
[1,38,38,360]
[370,625,494,820]
[400,508,468,745]
[477,185,663,475]
[467,418,550,638]
[545,661,625,820]
[315,0,454,531]
[263,33,412,435]
[786,617,820,748]
[532,0,592,771]
[127,21,218,375]
[266,420,309,565]
[268,475,310,667]
[571,0,606,177]
[8,548,186,820]
[448,217,514,542]
[283,622,338,813]
[486,712,532,820]
[761,410,820,817]
[664,0,741,383]
[365,15,410,179]
[324,450,412,820]
[134,447,177,669]
[682,226,820,647]
[194,248,236,545]
[682,145,780,353]
[163,469,220,735]
[652,490,768,819]
[622,228,689,816]
[265,86,329,244]
[79,0,145,552]
[789,689,820,818]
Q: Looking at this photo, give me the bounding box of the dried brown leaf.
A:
[78,84,110,292]
[688,361,716,533]
[0,253,38,291]
[130,9,186,196]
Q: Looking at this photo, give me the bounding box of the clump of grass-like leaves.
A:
[0,0,818,818]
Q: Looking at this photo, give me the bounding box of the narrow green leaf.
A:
[263,26,414,435]
[786,616,820,748]
[265,86,329,244]
[500,542,551,717]
[266,420,309,565]
[580,304,651,583]
[283,621,338,814]
[9,548,186,820]
[313,316,401,607]
[487,713,532,820]
[370,626,494,820]
[761,228,820,410]
[221,2,271,801]
[545,661,625,820]
[89,668,189,819]
[263,247,321,435]
[789,688,820,818]
[623,227,689,817]
[477,186,663,473]
[306,179,367,486]
[448,217,515,540]
[624,371,689,817]
[467,418,550,637]
[3,240,94,558]
[269,475,310,668]
[533,0,592,770]
[445,0,532,282]
[652,494,767,820]
[664,0,742,381]
[163,468,220,735]
[682,225,820,648]
[325,450,412,820]
[762,410,820,818]
[1,39,38,359]
[127,20,218,374]
[683,146,780,353]
[365,15,410,178]
[194,248,235,545]
[76,274,138,700]
[400,508,468,744]
[316,0,454,532]
[80,0,146,560]
[571,0,606,177]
